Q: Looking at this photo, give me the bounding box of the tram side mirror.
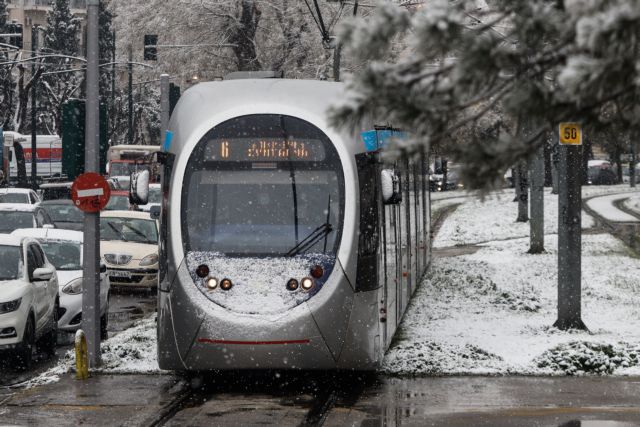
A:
[381,169,402,205]
[130,169,150,205]
[150,205,161,220]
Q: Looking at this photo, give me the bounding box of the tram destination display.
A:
[204,138,326,162]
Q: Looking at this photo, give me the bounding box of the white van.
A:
[4,132,63,181]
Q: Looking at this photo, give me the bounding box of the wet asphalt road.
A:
[3,373,640,426]
[0,289,156,393]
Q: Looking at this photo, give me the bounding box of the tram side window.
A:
[355,152,380,292]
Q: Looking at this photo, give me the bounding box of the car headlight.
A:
[139,253,159,267]
[62,277,83,295]
[0,298,22,314]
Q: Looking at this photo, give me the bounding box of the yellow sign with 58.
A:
[559,122,582,145]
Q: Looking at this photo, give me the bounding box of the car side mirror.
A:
[381,169,402,205]
[129,169,150,205]
[33,267,54,281]
[149,205,161,220]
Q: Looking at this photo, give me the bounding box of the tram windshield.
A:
[182,115,344,257]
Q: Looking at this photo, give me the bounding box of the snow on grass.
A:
[434,191,596,247]
[384,229,640,376]
[623,194,640,216]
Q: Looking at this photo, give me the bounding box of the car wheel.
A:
[38,301,59,357]
[15,317,35,371]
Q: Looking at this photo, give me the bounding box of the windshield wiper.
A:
[286,222,333,257]
[106,221,128,242]
[123,224,153,243]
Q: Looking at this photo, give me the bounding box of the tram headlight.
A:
[310,265,324,279]
[220,278,233,291]
[286,278,299,291]
[300,277,315,292]
[206,276,218,290]
[196,264,210,278]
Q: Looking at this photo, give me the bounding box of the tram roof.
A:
[167,79,364,155]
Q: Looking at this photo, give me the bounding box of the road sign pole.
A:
[555,123,587,330]
[30,25,38,190]
[82,0,102,367]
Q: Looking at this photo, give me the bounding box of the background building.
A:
[7,0,87,52]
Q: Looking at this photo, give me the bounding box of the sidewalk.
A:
[1,374,182,426]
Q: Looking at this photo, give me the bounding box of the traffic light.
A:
[7,23,23,49]
[143,35,158,61]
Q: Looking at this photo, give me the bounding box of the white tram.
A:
[156,79,431,371]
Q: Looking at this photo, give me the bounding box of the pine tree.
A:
[43,0,80,56]
[329,0,640,190]
[40,0,82,133]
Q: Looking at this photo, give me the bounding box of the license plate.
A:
[108,270,131,278]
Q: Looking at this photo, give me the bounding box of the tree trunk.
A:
[516,161,529,222]
[529,147,545,253]
[230,0,262,72]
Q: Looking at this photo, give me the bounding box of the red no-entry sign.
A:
[71,172,111,213]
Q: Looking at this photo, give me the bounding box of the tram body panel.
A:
[335,290,382,369]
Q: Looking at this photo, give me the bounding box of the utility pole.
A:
[333,41,341,82]
[30,25,38,190]
[111,30,116,114]
[127,45,133,144]
[160,74,170,135]
[554,123,587,331]
[529,145,545,253]
[630,138,636,188]
[83,0,102,367]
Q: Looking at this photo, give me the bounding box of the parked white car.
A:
[0,234,58,369]
[100,210,159,288]
[136,183,161,212]
[0,188,41,205]
[12,229,111,338]
[0,204,55,234]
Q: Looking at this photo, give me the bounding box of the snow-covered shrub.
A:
[536,342,640,375]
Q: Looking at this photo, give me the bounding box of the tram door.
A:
[383,190,398,346]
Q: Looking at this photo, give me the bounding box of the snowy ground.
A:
[24,185,640,385]
[19,317,163,389]
[384,186,640,376]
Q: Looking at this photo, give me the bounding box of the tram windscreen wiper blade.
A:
[286,223,333,257]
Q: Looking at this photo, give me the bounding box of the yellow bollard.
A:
[75,329,89,380]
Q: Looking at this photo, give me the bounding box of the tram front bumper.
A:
[159,275,338,371]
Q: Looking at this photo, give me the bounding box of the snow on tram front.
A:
[156,78,431,371]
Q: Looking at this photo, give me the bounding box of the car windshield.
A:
[148,187,162,204]
[110,162,149,177]
[43,203,83,222]
[0,193,29,204]
[38,240,82,271]
[182,114,344,256]
[0,245,21,280]
[100,217,158,244]
[0,211,34,233]
[105,195,129,210]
